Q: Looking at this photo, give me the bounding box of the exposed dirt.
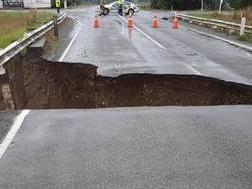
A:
[0,72,13,110]
[16,47,252,109]
[95,74,252,108]
[1,46,252,110]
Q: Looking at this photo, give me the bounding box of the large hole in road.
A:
[1,48,252,110]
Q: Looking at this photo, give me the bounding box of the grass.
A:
[189,7,252,26]
[189,7,252,44]
[139,2,151,10]
[0,11,54,49]
[240,34,252,44]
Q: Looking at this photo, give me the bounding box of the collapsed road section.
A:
[0,46,252,110]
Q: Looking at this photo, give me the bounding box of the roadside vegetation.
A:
[240,34,252,44]
[139,2,151,10]
[150,0,252,10]
[189,8,252,44]
[149,0,252,44]
[190,7,252,25]
[0,11,53,49]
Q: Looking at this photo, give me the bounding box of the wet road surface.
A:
[1,7,252,189]
[0,111,19,143]
[0,106,252,188]
[45,7,252,85]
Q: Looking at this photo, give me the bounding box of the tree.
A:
[227,0,252,8]
[150,0,252,10]
[151,0,202,10]
[240,0,252,7]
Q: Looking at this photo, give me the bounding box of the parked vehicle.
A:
[97,1,140,16]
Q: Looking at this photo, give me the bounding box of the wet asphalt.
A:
[44,7,252,85]
[0,106,252,188]
[0,111,19,143]
[1,7,252,189]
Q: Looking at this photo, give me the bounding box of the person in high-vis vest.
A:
[55,0,61,13]
[117,0,124,16]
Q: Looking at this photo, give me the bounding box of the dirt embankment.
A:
[0,72,13,110]
[1,47,252,110]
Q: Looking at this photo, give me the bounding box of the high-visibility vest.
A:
[117,0,124,6]
[55,0,61,8]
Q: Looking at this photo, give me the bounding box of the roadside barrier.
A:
[0,13,66,71]
[177,14,252,36]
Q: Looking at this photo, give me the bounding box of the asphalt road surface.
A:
[0,106,252,189]
[0,111,19,143]
[45,7,252,85]
[1,7,252,189]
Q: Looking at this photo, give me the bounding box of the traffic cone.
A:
[93,15,100,28]
[128,16,134,28]
[172,16,179,29]
[152,16,158,28]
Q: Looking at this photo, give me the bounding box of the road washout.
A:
[0,46,252,110]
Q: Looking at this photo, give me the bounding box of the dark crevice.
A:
[1,47,252,110]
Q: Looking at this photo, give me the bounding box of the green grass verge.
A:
[189,10,252,26]
[139,2,151,10]
[240,34,252,44]
[0,11,54,49]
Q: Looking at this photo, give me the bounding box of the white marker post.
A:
[201,0,204,11]
[64,0,67,9]
[240,17,246,36]
[218,0,223,14]
[0,0,3,9]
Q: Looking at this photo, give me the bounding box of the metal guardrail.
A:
[0,12,66,67]
[177,14,252,34]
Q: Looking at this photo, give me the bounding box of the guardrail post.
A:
[240,17,246,36]
[0,65,5,75]
[54,15,58,38]
[64,0,67,9]
[6,55,26,109]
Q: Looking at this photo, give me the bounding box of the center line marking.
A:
[0,110,30,159]
[119,16,167,50]
[184,64,202,75]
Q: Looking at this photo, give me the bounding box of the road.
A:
[1,106,252,189]
[1,7,252,189]
[45,7,252,85]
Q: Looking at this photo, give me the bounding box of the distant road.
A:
[46,7,252,85]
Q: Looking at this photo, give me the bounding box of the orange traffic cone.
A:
[172,16,179,29]
[152,16,158,28]
[93,15,100,28]
[128,16,134,28]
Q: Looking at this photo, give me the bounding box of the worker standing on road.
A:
[117,0,124,16]
[55,0,61,13]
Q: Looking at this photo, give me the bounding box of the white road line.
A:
[159,19,252,53]
[119,16,167,50]
[0,110,30,159]
[151,20,203,75]
[68,16,82,25]
[185,27,252,53]
[184,64,202,75]
[58,17,82,62]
